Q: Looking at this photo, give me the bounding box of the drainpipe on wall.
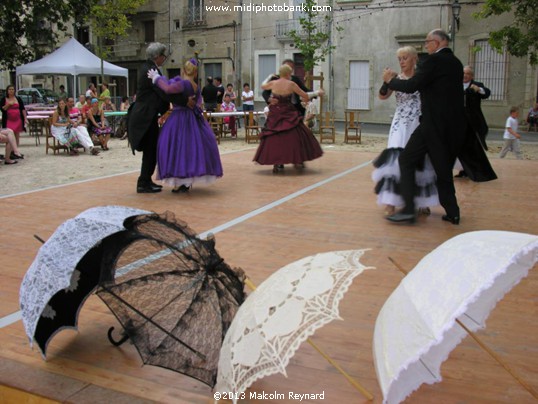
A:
[328,0,334,112]
[237,2,242,96]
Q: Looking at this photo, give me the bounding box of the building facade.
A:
[4,0,536,128]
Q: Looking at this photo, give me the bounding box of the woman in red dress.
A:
[253,64,323,173]
[1,84,27,150]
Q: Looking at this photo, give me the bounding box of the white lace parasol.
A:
[215,249,373,401]
[373,230,538,404]
[19,205,151,348]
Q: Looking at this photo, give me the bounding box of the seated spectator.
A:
[0,128,24,164]
[225,84,236,102]
[116,96,130,139]
[67,97,100,155]
[102,96,116,112]
[303,99,318,130]
[51,99,81,156]
[86,98,112,150]
[81,96,92,117]
[120,96,130,112]
[221,94,237,137]
[75,94,86,109]
[527,102,538,131]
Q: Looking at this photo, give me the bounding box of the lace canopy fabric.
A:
[215,250,373,401]
[20,207,245,389]
[373,230,538,404]
[20,205,151,355]
[97,212,245,387]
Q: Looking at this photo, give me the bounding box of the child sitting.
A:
[221,94,237,137]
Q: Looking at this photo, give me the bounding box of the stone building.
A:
[5,0,537,128]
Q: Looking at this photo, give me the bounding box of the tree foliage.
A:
[288,0,341,74]
[0,0,86,70]
[89,0,147,60]
[0,0,146,72]
[474,0,538,65]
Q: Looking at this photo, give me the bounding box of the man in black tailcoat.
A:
[128,42,170,193]
[455,65,497,181]
[382,29,466,225]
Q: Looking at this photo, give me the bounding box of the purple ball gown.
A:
[154,76,223,188]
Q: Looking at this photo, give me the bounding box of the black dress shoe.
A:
[150,181,163,189]
[454,170,467,178]
[442,215,460,225]
[171,185,190,193]
[386,212,416,224]
[137,184,162,193]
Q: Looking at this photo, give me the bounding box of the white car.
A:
[16,88,58,105]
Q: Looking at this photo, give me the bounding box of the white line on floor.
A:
[1,159,372,329]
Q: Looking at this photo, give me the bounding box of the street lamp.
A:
[451,0,462,52]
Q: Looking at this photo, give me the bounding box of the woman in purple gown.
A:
[148,58,223,193]
[253,64,323,173]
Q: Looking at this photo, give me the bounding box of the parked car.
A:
[16,88,59,105]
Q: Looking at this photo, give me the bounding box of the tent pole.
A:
[388,257,538,400]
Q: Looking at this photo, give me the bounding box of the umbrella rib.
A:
[388,256,538,400]
[418,358,437,380]
[100,285,206,360]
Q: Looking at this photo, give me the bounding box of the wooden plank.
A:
[0,150,536,403]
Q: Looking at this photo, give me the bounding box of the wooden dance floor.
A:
[0,149,536,403]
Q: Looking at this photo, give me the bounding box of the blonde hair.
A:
[184,60,198,77]
[396,46,418,61]
[278,64,293,77]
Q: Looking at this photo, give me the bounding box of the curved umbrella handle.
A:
[107,326,129,347]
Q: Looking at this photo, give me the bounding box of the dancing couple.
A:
[254,64,323,173]
[128,42,222,194]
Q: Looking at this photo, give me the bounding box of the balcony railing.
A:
[275,18,328,41]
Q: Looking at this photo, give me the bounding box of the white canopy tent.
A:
[16,37,128,99]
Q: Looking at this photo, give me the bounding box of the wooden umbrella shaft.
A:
[388,257,538,400]
[245,277,373,400]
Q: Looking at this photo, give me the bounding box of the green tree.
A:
[475,0,538,65]
[288,0,341,78]
[0,0,87,71]
[88,0,147,73]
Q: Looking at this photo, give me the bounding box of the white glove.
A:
[147,68,160,83]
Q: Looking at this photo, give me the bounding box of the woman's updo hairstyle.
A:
[184,58,198,77]
[278,64,293,77]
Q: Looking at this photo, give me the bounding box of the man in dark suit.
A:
[214,76,225,105]
[382,29,466,224]
[202,77,219,111]
[128,42,170,193]
[455,66,497,181]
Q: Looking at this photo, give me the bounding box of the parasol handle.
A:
[244,277,374,401]
[107,327,130,347]
[306,338,374,400]
[388,257,538,400]
[455,319,538,400]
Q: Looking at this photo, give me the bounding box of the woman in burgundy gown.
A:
[253,64,323,173]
